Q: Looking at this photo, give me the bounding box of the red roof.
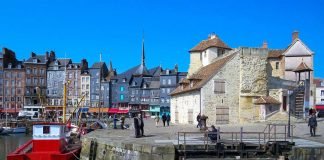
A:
[293,61,313,72]
[190,34,231,52]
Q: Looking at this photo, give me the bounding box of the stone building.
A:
[24,51,55,116]
[0,50,3,113]
[171,32,313,125]
[80,71,91,107]
[3,62,25,116]
[66,61,83,113]
[46,58,70,114]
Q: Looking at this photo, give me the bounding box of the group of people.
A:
[133,114,144,138]
[154,113,171,127]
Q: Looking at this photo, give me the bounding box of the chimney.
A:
[262,41,268,49]
[45,51,49,60]
[31,52,36,58]
[292,31,299,42]
[208,32,217,39]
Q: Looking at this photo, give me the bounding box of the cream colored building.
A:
[171,32,314,125]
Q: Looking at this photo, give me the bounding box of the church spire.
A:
[109,60,113,71]
[141,33,145,66]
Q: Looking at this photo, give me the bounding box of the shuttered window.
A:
[214,80,225,93]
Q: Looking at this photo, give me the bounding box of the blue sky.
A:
[0,0,323,77]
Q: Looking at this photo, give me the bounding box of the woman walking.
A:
[154,115,160,127]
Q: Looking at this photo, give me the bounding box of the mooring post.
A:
[240,127,243,143]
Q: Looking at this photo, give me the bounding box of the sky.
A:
[0,0,323,77]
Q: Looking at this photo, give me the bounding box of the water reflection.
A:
[0,134,31,159]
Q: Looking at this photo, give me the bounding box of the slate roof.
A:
[293,61,313,72]
[254,96,281,105]
[25,54,47,64]
[190,34,231,52]
[171,51,238,96]
[268,49,285,58]
[91,62,105,69]
[133,64,150,76]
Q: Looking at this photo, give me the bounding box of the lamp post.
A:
[288,105,291,137]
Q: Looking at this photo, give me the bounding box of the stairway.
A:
[294,90,304,118]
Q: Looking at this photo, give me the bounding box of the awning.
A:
[315,105,324,110]
[88,107,109,113]
[79,107,89,112]
[108,108,119,113]
[2,109,18,113]
[118,109,129,114]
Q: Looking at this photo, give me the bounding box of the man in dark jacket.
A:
[196,113,201,128]
[208,125,220,143]
[166,114,171,126]
[139,114,144,136]
[308,113,317,136]
[162,113,167,127]
[133,114,140,138]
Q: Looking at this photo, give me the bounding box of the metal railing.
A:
[177,124,294,153]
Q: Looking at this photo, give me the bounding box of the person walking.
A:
[308,112,318,137]
[196,113,201,128]
[139,114,144,137]
[154,115,160,127]
[162,113,167,127]
[166,114,171,126]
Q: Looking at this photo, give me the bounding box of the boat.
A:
[7,122,81,160]
[2,121,27,134]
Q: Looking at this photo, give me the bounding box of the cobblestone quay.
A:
[80,118,324,160]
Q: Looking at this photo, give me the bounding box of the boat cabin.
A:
[32,123,67,153]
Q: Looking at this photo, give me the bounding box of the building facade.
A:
[24,52,55,116]
[80,71,91,107]
[171,32,312,125]
[46,59,70,115]
[3,62,25,116]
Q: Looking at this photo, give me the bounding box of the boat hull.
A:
[7,140,81,160]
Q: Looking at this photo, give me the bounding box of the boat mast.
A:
[63,54,67,123]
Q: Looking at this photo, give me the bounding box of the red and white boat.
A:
[7,122,81,160]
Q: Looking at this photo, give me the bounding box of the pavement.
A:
[96,117,324,146]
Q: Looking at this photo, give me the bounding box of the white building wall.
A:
[202,47,218,67]
[316,87,324,105]
[170,91,200,124]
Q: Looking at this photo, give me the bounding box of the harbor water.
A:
[0,134,31,160]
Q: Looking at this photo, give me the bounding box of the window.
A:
[82,77,85,83]
[69,73,72,79]
[43,126,50,134]
[33,59,38,63]
[86,84,89,89]
[33,78,38,85]
[168,79,171,85]
[33,68,37,75]
[40,69,45,75]
[214,80,225,93]
[120,94,124,100]
[162,79,166,85]
[321,90,324,96]
[167,88,171,93]
[162,88,165,93]
[275,62,279,70]
[123,78,126,82]
[120,86,124,91]
[26,68,31,74]
[321,82,324,87]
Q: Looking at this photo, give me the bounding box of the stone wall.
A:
[268,58,284,79]
[81,137,175,160]
[201,52,240,125]
[289,146,324,160]
[170,91,200,124]
[188,51,202,77]
[239,48,268,123]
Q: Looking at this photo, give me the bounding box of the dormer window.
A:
[190,81,194,88]
[166,70,170,75]
[33,59,37,63]
[8,63,12,69]
[17,64,21,69]
[143,84,147,88]
[132,82,136,86]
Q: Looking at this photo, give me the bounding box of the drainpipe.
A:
[200,90,202,114]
